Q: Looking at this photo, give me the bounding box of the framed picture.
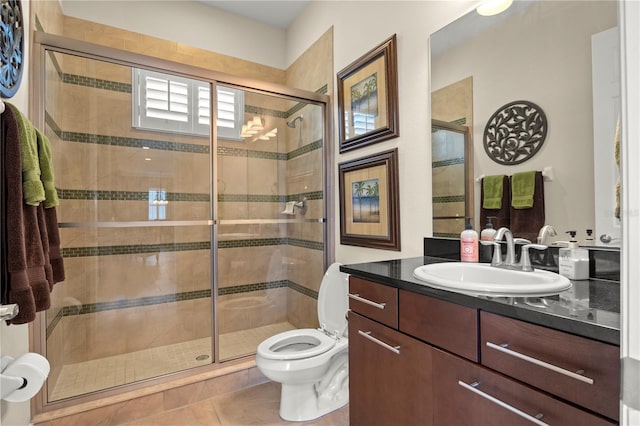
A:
[337,34,399,153]
[339,148,401,251]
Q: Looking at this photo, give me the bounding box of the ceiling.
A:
[197,1,310,30]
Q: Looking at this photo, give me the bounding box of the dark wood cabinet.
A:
[348,312,433,426]
[348,277,619,425]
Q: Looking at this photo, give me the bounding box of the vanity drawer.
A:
[399,290,478,362]
[433,348,613,426]
[349,277,398,328]
[481,311,620,421]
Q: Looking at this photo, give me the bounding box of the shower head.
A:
[286,115,303,128]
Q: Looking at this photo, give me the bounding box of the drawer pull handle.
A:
[486,342,594,385]
[348,293,386,310]
[358,330,400,354]
[458,380,549,426]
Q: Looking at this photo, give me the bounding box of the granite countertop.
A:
[341,256,620,346]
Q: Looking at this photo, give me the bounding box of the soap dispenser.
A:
[584,229,595,246]
[481,217,497,241]
[558,231,589,280]
[460,217,479,262]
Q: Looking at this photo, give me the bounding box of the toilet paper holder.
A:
[1,356,27,400]
[0,304,19,321]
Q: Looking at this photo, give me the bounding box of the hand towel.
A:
[482,175,505,209]
[7,103,45,206]
[510,171,545,242]
[2,105,51,324]
[511,171,537,209]
[480,175,510,230]
[36,128,60,208]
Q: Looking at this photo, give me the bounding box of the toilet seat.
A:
[257,264,349,361]
[257,328,338,361]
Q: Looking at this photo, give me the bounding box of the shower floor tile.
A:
[49,322,296,401]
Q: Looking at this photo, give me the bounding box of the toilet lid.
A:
[318,263,349,336]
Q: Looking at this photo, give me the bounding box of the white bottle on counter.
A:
[558,231,589,280]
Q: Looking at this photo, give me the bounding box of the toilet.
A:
[256,263,349,421]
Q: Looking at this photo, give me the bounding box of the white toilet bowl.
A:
[256,263,349,421]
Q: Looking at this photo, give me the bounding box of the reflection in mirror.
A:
[431,120,472,237]
[430,0,620,247]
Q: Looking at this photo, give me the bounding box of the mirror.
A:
[430,0,620,247]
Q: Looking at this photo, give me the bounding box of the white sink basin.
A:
[412,262,572,297]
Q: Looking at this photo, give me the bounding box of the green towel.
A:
[7,103,45,206]
[511,171,537,209]
[36,129,59,208]
[482,175,504,209]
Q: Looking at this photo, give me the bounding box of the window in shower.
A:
[132,68,245,140]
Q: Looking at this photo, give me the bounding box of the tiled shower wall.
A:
[33,2,333,398]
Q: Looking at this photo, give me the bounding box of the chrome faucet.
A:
[493,227,516,266]
[487,227,546,271]
[537,225,557,245]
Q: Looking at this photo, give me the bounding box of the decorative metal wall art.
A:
[1,0,24,98]
[483,100,548,165]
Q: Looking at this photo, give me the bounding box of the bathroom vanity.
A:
[342,257,620,425]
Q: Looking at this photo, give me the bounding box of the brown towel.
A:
[45,206,65,284]
[2,106,52,324]
[480,175,510,230]
[509,171,545,242]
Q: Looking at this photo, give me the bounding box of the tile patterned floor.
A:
[123,381,349,426]
[50,322,296,401]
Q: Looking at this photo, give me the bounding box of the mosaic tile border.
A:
[432,195,466,203]
[432,157,465,168]
[218,280,289,296]
[46,280,318,337]
[55,189,322,203]
[58,189,210,202]
[63,73,132,93]
[288,139,323,160]
[62,237,323,258]
[62,242,211,258]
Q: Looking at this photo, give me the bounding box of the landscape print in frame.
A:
[339,148,400,250]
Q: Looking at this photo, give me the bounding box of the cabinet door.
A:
[432,348,613,426]
[349,312,433,426]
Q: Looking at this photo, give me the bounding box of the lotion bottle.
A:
[460,217,479,262]
[559,231,589,280]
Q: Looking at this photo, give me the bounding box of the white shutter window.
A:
[216,86,244,140]
[133,69,244,140]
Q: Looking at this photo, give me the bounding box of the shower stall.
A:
[33,35,330,406]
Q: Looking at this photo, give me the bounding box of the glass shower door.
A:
[431,120,470,237]
[215,86,326,361]
[43,50,214,401]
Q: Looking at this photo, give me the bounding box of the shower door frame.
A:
[30,31,333,414]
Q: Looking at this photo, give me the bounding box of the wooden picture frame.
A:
[339,148,401,251]
[337,34,399,153]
